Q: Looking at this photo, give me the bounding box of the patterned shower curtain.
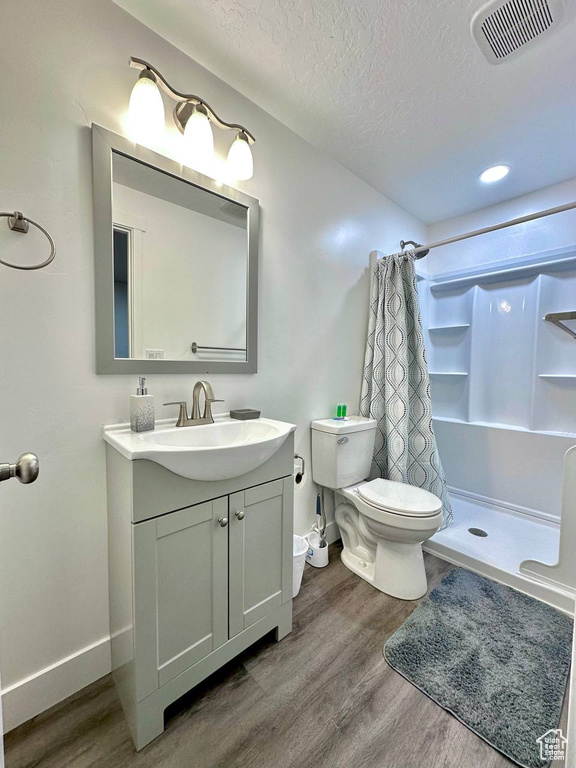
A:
[360,253,453,529]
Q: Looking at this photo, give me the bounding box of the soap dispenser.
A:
[130,377,155,433]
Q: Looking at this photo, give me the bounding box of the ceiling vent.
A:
[471,0,566,64]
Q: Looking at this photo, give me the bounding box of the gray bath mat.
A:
[384,568,573,768]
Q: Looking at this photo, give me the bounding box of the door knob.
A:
[218,517,228,527]
[0,453,39,484]
[235,510,245,520]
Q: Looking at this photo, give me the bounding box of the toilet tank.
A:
[311,416,377,489]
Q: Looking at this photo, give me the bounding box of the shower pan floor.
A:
[423,492,573,613]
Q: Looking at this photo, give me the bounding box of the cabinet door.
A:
[229,478,293,637]
[133,497,228,697]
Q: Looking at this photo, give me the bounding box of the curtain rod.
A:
[401,200,576,258]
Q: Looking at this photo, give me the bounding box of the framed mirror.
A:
[92,124,258,374]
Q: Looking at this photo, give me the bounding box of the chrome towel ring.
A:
[0,211,56,270]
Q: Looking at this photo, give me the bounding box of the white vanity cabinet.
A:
[106,434,294,750]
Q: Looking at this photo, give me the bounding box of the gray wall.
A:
[0,0,425,730]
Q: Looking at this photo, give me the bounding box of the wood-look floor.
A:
[6,545,528,768]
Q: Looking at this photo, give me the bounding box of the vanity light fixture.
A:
[127,69,165,146]
[183,105,214,170]
[227,132,254,181]
[128,57,255,180]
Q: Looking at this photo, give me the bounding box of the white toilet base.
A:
[335,490,439,601]
[374,539,427,599]
[340,539,428,600]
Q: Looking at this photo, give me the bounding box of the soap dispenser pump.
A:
[130,377,155,433]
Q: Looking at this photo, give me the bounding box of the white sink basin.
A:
[104,415,296,481]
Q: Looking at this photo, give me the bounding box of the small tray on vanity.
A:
[230,409,261,420]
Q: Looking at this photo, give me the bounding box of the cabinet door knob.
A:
[218,517,228,528]
[235,510,245,520]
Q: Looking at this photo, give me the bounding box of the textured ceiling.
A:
[114,0,576,223]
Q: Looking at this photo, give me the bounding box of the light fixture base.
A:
[174,101,205,135]
[139,69,156,83]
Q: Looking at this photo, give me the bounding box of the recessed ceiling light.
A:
[479,164,510,184]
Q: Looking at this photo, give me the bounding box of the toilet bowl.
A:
[336,480,442,600]
[311,417,443,600]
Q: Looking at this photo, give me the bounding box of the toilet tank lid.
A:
[311,416,377,435]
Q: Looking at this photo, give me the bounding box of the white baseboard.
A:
[324,519,340,545]
[2,636,111,733]
[1,524,343,735]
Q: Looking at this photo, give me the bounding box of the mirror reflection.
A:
[112,151,248,362]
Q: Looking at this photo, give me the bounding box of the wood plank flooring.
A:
[5,544,525,768]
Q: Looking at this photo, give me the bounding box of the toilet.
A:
[311,416,443,600]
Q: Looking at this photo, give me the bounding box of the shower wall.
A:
[419,177,576,523]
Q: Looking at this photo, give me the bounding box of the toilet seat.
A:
[357,478,442,518]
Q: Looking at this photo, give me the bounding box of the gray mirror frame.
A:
[92,124,258,374]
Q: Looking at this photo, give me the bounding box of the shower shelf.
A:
[433,414,576,438]
[427,246,576,294]
[423,247,576,453]
[429,371,468,376]
[538,374,576,379]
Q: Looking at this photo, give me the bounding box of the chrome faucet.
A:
[163,380,224,427]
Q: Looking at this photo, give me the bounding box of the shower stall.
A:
[370,202,576,614]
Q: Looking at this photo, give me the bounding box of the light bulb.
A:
[227,133,253,181]
[183,107,214,171]
[479,164,510,183]
[127,71,165,147]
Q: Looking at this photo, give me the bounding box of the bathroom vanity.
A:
[104,417,295,750]
[95,120,296,750]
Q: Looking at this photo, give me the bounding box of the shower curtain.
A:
[360,253,453,529]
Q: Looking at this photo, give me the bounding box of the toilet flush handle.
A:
[337,437,349,445]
